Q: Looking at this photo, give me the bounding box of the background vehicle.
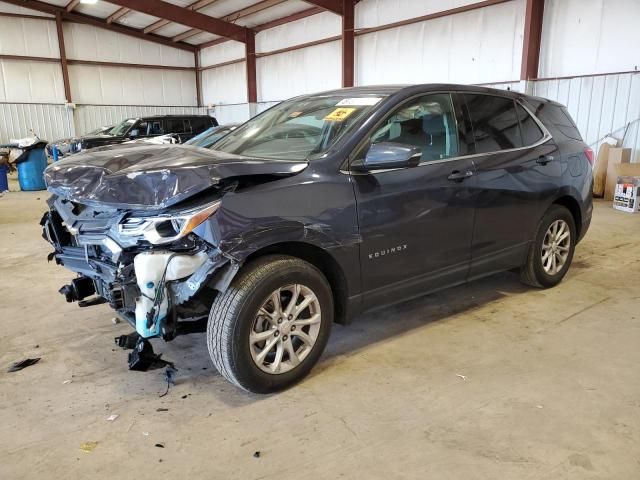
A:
[48,115,218,157]
[42,85,592,393]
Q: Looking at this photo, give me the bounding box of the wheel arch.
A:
[552,194,583,239]
[243,241,351,325]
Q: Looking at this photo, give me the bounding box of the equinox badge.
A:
[368,244,408,260]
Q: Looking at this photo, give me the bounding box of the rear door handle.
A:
[448,170,474,182]
[536,155,554,165]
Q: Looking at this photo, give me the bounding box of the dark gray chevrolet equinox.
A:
[42,85,593,393]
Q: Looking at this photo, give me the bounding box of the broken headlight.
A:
[115,200,221,245]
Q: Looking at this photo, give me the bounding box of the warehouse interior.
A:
[1,0,639,478]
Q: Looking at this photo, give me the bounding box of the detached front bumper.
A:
[41,197,233,340]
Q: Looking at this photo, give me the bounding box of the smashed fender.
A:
[44,144,308,210]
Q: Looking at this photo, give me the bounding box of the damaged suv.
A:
[42,85,593,393]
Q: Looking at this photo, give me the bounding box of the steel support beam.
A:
[520,0,545,80]
[65,0,80,12]
[107,7,130,24]
[4,0,197,52]
[195,51,202,107]
[143,0,219,34]
[55,12,72,102]
[245,31,257,104]
[174,0,286,43]
[302,0,343,15]
[107,0,249,43]
[342,0,354,87]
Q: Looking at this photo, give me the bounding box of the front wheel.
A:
[207,255,333,393]
[520,204,576,288]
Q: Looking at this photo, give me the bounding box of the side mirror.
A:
[129,129,139,138]
[355,142,422,172]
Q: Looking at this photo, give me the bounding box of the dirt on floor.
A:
[0,192,638,480]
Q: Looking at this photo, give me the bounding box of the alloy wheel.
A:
[541,219,571,275]
[249,284,322,374]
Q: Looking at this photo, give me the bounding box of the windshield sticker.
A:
[336,97,382,106]
[324,107,356,122]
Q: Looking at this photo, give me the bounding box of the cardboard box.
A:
[593,142,612,197]
[613,176,640,213]
[604,148,632,200]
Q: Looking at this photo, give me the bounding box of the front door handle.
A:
[448,170,474,182]
[536,155,554,165]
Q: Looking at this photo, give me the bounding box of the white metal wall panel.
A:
[0,60,65,103]
[0,103,74,143]
[0,16,59,58]
[533,73,640,162]
[356,0,524,86]
[255,11,341,52]
[539,0,640,78]
[200,41,245,67]
[202,61,247,105]
[68,65,197,106]
[63,23,194,67]
[257,41,341,102]
[356,0,482,28]
[73,105,207,137]
[210,104,252,124]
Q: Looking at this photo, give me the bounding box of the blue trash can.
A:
[17,147,48,191]
[0,164,8,192]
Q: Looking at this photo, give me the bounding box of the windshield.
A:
[213,95,387,160]
[109,118,137,136]
[185,125,237,148]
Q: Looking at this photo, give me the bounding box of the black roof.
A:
[306,83,556,105]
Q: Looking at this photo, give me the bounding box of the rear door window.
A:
[165,118,186,134]
[464,94,523,153]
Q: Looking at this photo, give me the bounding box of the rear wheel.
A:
[520,205,576,288]
[207,255,333,393]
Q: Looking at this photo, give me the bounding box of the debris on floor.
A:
[456,374,467,381]
[155,443,165,448]
[7,357,41,372]
[156,408,169,412]
[253,451,261,458]
[111,317,121,325]
[79,441,98,453]
[62,379,72,385]
[127,337,174,372]
[106,414,119,422]
[159,365,178,397]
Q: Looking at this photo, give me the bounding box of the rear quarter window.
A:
[538,103,583,141]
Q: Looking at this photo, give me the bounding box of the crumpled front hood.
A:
[44,144,308,210]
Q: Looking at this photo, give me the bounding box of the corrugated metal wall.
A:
[532,72,640,162]
[0,104,209,143]
[0,103,73,143]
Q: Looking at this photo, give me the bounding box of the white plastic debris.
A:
[111,317,121,325]
[62,379,72,385]
[107,414,119,422]
[456,374,467,381]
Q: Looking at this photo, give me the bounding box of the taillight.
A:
[584,147,594,167]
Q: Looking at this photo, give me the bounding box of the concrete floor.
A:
[0,190,639,480]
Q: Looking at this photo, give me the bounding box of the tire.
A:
[207,255,333,393]
[520,204,576,288]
